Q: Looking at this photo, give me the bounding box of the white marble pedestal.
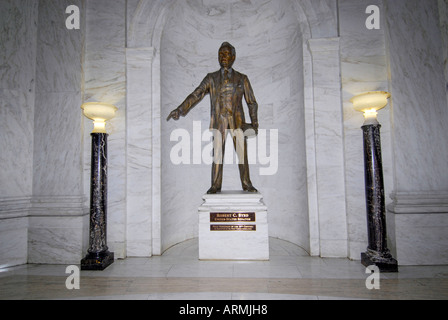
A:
[198,191,269,260]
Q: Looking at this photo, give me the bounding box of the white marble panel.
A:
[303,48,320,257]
[35,0,84,93]
[28,214,88,265]
[0,0,38,199]
[33,0,85,197]
[308,38,348,257]
[0,0,38,268]
[0,216,28,268]
[385,0,448,192]
[27,196,88,265]
[105,110,127,259]
[388,211,448,265]
[151,54,163,256]
[26,0,88,266]
[299,0,339,38]
[383,1,448,264]
[0,0,38,92]
[125,48,154,257]
[0,89,35,197]
[33,92,83,196]
[84,0,127,258]
[441,0,448,110]
[378,1,448,265]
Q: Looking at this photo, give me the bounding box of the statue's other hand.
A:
[167,109,180,121]
[253,122,259,132]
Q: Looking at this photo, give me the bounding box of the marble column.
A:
[81,133,114,270]
[361,123,397,272]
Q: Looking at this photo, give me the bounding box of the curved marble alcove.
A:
[160,0,309,253]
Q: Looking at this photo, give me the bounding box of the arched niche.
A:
[160,0,309,253]
[126,0,341,257]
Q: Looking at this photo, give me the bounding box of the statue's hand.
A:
[167,109,180,121]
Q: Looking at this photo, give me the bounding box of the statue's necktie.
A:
[220,70,232,115]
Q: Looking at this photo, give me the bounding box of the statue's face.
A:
[219,46,235,69]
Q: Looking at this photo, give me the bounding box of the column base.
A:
[361,251,398,273]
[81,251,114,271]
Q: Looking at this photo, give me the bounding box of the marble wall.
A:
[28,0,87,265]
[0,0,38,267]
[0,0,88,266]
[0,1,37,199]
[386,0,448,194]
[1,0,447,267]
[384,0,448,265]
[442,0,448,109]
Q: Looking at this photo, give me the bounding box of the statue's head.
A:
[219,42,236,69]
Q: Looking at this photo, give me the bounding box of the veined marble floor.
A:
[1,238,447,300]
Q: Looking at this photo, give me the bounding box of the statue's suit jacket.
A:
[177,68,258,130]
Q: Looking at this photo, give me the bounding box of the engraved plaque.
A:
[210,212,256,222]
[210,225,256,231]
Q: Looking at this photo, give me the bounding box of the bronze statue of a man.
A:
[167,42,259,194]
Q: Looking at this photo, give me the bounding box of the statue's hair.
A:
[219,42,236,56]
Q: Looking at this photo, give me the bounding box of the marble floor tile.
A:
[231,292,318,300]
[147,292,233,300]
[167,262,234,278]
[232,263,302,279]
[0,238,447,300]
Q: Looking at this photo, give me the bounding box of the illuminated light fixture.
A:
[350,91,390,125]
[81,102,118,133]
[80,102,117,270]
[351,91,398,273]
